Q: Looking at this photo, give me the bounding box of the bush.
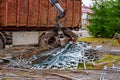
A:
[88,0,120,38]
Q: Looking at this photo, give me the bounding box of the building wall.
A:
[82,5,92,29]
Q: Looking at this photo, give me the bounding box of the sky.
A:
[82,0,93,6]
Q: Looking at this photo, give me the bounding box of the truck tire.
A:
[39,33,59,49]
[0,38,4,49]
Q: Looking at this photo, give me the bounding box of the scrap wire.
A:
[32,42,99,69]
[6,42,100,69]
[99,65,120,80]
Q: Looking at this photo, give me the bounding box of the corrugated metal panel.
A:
[0,0,82,30]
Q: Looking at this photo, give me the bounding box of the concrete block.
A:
[13,31,39,45]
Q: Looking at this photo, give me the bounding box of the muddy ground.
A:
[0,68,120,80]
[0,42,120,80]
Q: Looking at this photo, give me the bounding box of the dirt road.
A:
[0,68,120,80]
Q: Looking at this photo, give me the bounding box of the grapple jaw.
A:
[39,28,77,48]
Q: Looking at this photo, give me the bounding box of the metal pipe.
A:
[54,3,64,14]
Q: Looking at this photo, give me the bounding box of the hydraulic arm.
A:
[49,0,65,23]
[39,0,77,48]
[49,0,67,47]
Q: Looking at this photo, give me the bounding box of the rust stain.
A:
[27,0,30,27]
[16,0,20,27]
[5,0,8,26]
[0,0,82,30]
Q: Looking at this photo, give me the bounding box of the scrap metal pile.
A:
[1,42,102,69]
[1,42,120,80]
[32,42,101,69]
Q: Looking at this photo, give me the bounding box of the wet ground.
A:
[91,42,120,55]
[0,68,120,80]
[0,42,120,80]
[0,42,102,69]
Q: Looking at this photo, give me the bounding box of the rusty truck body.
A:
[0,0,82,49]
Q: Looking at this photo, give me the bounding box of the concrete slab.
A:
[13,31,39,45]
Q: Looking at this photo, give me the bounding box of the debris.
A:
[49,73,76,80]
[100,65,120,80]
[95,45,103,50]
[0,41,102,69]
[1,41,119,70]
[32,42,101,69]
[93,60,115,67]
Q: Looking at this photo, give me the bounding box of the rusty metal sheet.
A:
[48,2,57,27]
[29,0,39,27]
[7,0,17,26]
[19,0,29,26]
[65,0,73,27]
[0,0,6,26]
[40,0,49,26]
[0,0,82,30]
[73,0,81,27]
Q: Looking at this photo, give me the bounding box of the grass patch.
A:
[78,63,93,69]
[77,37,119,45]
[1,78,11,80]
[77,54,120,70]
[96,54,120,63]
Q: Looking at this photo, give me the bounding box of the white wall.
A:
[82,0,93,6]
[13,32,39,45]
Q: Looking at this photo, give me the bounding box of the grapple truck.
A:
[0,0,82,49]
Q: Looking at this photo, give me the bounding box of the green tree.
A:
[88,0,120,38]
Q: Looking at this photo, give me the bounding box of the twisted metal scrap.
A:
[100,65,120,80]
[6,42,100,69]
[33,42,98,69]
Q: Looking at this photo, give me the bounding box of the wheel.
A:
[0,38,4,49]
[39,32,60,49]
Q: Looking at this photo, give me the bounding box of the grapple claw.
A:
[39,28,77,48]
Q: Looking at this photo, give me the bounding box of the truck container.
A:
[0,0,82,49]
